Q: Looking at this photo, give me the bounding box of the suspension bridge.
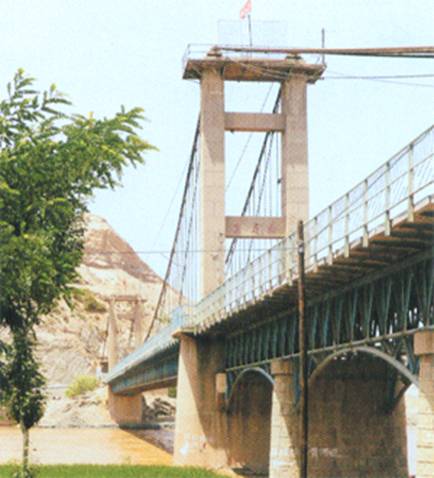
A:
[106,45,434,478]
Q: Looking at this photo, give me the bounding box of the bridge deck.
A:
[194,198,434,336]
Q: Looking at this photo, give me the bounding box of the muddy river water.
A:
[0,425,416,473]
[0,427,173,465]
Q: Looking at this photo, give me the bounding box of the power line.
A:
[323,72,434,88]
[232,58,434,89]
[325,73,434,79]
[326,78,434,89]
[86,247,297,255]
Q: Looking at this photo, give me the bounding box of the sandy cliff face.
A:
[80,215,161,298]
[36,214,166,385]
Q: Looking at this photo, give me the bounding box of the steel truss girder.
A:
[110,348,179,395]
[224,252,433,402]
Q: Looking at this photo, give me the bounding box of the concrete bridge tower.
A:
[174,48,325,471]
[186,48,325,297]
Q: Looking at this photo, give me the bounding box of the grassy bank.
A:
[0,465,223,478]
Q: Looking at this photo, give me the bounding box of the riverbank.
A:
[0,427,171,466]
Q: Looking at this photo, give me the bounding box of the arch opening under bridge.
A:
[226,367,273,475]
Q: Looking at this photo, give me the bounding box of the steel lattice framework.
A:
[225,250,432,407]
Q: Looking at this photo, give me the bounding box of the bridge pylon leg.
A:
[269,359,300,478]
[415,330,434,478]
[173,333,228,468]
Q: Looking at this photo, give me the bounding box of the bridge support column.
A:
[200,68,225,297]
[174,333,228,468]
[415,330,434,478]
[107,387,143,426]
[269,359,299,478]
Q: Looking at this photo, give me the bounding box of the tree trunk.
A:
[20,421,29,476]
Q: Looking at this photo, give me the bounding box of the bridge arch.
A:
[226,366,273,475]
[226,366,274,411]
[305,348,410,477]
[309,345,419,389]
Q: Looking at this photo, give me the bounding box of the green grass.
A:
[0,465,223,478]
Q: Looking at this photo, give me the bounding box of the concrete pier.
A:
[173,333,227,468]
[415,330,434,478]
[108,388,143,426]
[269,359,300,478]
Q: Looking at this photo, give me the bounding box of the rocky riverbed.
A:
[39,386,176,431]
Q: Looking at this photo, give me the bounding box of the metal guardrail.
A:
[189,125,434,327]
[105,309,184,383]
[182,43,308,75]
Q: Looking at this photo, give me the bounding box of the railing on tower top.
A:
[182,44,293,69]
[182,43,325,71]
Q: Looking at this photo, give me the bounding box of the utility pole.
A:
[297,219,308,478]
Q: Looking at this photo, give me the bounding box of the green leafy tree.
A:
[0,70,154,477]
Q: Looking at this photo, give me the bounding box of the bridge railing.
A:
[105,311,184,384]
[189,125,434,328]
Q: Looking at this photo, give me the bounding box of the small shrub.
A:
[70,288,86,301]
[66,375,99,398]
[83,296,106,313]
[167,387,177,399]
[71,288,107,313]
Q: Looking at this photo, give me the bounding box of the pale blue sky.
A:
[1,0,433,276]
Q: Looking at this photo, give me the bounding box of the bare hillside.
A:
[36,214,166,385]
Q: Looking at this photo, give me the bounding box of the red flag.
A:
[240,0,252,20]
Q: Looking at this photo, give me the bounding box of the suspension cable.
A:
[145,116,200,340]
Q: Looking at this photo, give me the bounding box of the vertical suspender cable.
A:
[145,116,200,340]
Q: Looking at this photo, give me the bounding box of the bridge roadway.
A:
[107,125,433,477]
[107,124,434,399]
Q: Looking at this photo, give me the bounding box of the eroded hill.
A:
[36,214,166,385]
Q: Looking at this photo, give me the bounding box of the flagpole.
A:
[248,13,253,48]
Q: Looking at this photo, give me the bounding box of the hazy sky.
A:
[1,0,433,276]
